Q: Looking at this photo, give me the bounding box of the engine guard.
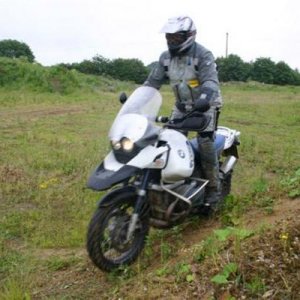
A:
[87,162,139,191]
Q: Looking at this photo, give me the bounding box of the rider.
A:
[144,15,223,209]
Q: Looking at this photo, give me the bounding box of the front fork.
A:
[126,169,150,241]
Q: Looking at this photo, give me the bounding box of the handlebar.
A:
[155,109,196,124]
[155,116,169,123]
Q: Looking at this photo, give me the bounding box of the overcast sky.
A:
[1,0,299,70]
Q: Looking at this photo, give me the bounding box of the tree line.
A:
[216,55,300,86]
[1,39,299,86]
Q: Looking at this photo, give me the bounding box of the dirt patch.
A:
[242,197,300,229]
[213,215,300,300]
[34,248,86,261]
[0,107,86,118]
[0,165,27,183]
[24,107,85,117]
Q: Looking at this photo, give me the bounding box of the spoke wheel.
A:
[87,191,149,272]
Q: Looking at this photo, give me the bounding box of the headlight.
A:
[121,138,134,152]
[111,138,134,152]
[111,141,121,150]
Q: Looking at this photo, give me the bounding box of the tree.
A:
[274,61,298,85]
[108,58,148,84]
[72,60,100,75]
[293,69,300,85]
[216,54,251,82]
[251,57,276,84]
[0,39,35,62]
[92,55,110,75]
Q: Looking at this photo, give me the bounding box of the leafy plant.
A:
[280,168,300,198]
[211,262,238,284]
[173,262,194,283]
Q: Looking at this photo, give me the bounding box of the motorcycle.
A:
[86,86,240,272]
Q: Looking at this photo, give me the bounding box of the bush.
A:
[0,57,79,93]
[0,57,132,94]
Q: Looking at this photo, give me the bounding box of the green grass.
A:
[0,79,300,298]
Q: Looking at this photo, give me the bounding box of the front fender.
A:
[97,185,137,208]
[87,162,139,191]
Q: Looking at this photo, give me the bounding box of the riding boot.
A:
[198,134,221,208]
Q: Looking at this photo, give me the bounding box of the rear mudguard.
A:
[97,185,137,208]
[223,144,239,158]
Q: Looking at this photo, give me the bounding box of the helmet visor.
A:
[165,32,187,47]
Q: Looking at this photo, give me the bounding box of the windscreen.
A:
[116,86,162,120]
[109,86,162,138]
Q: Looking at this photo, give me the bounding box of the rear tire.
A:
[87,191,149,272]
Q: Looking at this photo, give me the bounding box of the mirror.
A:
[119,92,127,104]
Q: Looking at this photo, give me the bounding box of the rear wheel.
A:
[87,191,149,272]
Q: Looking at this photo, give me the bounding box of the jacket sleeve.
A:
[196,46,220,93]
[143,52,168,90]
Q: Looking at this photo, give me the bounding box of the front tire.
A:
[87,191,149,272]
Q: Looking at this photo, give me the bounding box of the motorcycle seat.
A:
[189,134,226,161]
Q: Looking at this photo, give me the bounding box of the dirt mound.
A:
[30,199,300,299]
[119,211,300,300]
[211,215,300,300]
[115,199,300,299]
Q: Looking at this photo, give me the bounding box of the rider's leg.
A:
[197,107,221,207]
[197,131,220,207]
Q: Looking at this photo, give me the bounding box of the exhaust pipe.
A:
[220,155,237,174]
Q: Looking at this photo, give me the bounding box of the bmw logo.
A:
[177,150,185,158]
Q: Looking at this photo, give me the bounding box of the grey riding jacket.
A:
[144,42,222,112]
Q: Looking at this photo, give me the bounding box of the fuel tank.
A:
[159,129,194,183]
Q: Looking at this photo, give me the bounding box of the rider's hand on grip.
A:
[194,87,214,112]
[156,116,169,123]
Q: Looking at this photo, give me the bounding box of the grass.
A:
[0,80,300,298]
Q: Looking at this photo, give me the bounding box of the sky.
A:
[0,0,300,70]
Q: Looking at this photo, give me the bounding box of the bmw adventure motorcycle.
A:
[86,86,240,272]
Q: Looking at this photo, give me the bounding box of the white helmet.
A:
[161,15,197,55]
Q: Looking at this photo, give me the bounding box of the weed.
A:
[257,196,275,214]
[252,177,268,195]
[211,262,238,284]
[1,279,31,300]
[160,241,172,263]
[155,266,170,277]
[280,168,300,198]
[45,256,81,271]
[0,250,24,275]
[220,195,243,226]
[245,275,266,295]
[106,265,136,283]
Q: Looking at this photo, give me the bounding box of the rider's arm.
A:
[196,44,219,92]
[143,52,168,90]
[195,44,222,107]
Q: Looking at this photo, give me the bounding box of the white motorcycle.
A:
[86,86,240,272]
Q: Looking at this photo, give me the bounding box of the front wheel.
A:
[87,191,149,272]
